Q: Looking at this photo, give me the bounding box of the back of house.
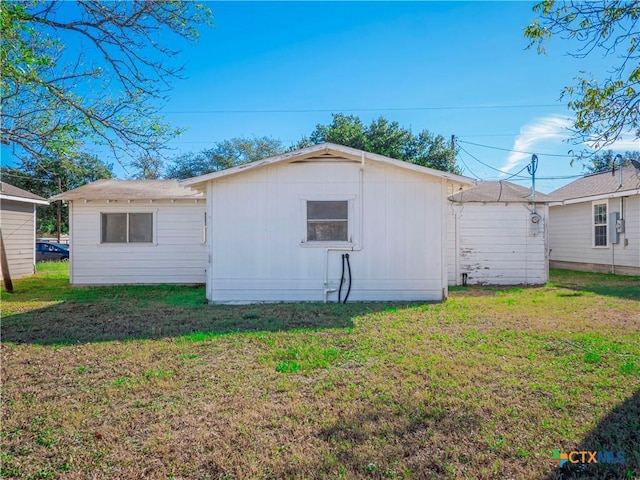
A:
[51,180,207,285]
[548,165,640,276]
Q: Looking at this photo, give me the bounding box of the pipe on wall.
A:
[322,154,365,303]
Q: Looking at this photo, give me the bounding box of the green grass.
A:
[1,264,639,479]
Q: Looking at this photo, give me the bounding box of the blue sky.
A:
[153,1,637,192]
[5,1,639,192]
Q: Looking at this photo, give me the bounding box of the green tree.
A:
[585,150,640,174]
[1,154,113,235]
[302,114,459,173]
[0,1,213,164]
[525,1,639,151]
[166,137,286,179]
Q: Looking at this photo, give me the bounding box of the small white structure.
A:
[0,182,49,279]
[548,165,640,276]
[51,180,207,285]
[447,181,550,286]
[182,143,474,303]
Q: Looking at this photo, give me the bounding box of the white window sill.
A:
[300,241,355,248]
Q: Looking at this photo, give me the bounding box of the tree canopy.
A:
[302,114,459,173]
[585,150,640,174]
[525,1,639,151]
[0,1,213,164]
[1,154,113,234]
[165,116,460,179]
[165,137,286,180]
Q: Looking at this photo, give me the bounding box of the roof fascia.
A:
[0,194,49,205]
[550,189,640,206]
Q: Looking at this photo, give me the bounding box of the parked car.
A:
[36,242,70,262]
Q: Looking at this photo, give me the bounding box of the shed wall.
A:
[0,200,36,279]
[549,195,639,273]
[69,200,207,284]
[448,203,548,285]
[207,160,451,302]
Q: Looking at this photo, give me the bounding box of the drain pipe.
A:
[323,153,366,302]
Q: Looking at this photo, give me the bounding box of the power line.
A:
[458,145,528,178]
[457,139,576,158]
[161,103,560,114]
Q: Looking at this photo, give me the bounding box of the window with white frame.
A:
[593,202,607,247]
[306,200,349,242]
[101,213,153,243]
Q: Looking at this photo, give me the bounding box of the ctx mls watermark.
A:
[551,449,626,467]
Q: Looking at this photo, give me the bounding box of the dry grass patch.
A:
[1,265,639,479]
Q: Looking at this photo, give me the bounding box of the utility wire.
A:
[457,139,576,158]
[458,145,585,181]
[161,103,560,114]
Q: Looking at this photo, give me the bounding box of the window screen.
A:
[101,213,127,243]
[307,201,348,242]
[129,213,153,243]
[593,203,607,247]
[101,213,152,243]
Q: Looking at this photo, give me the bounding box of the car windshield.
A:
[53,243,69,251]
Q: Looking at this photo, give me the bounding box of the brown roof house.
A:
[447,181,551,285]
[548,164,640,275]
[1,182,49,279]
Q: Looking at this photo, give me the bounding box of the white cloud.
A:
[590,133,640,152]
[500,115,573,175]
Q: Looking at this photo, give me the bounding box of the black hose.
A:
[338,254,345,303]
[343,253,352,304]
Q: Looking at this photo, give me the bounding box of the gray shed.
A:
[1,182,49,279]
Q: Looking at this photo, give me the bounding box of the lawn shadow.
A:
[0,299,416,346]
[546,389,639,479]
[549,269,640,301]
[312,403,484,478]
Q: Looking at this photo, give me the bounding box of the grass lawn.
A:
[1,263,639,479]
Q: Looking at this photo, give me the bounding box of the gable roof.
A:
[448,180,550,203]
[50,179,203,202]
[0,182,49,205]
[181,143,475,188]
[549,165,640,203]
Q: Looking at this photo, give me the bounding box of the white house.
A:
[548,165,640,276]
[0,182,49,279]
[51,180,207,285]
[447,181,550,286]
[181,143,475,303]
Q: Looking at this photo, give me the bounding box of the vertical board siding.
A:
[549,196,640,270]
[70,200,207,284]
[0,201,36,278]
[449,204,548,285]
[208,160,447,303]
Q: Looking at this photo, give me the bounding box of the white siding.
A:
[549,195,640,271]
[0,200,36,279]
[69,200,206,285]
[448,203,548,285]
[207,159,451,303]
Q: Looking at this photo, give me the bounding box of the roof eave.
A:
[0,193,49,205]
[550,188,640,205]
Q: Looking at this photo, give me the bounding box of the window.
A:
[593,202,607,247]
[306,201,349,242]
[101,213,153,243]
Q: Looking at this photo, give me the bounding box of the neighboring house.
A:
[447,181,550,286]
[181,143,475,303]
[0,182,49,279]
[548,165,640,276]
[50,180,207,285]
